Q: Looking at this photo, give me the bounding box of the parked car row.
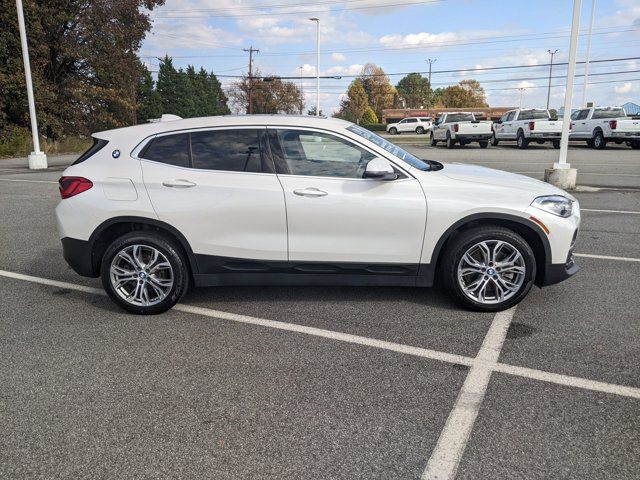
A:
[385,107,640,149]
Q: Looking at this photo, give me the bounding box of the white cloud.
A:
[614,82,636,94]
[324,64,364,76]
[331,52,347,62]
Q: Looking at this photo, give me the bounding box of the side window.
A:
[399,119,407,124]
[406,118,418,123]
[577,110,589,120]
[191,129,263,173]
[141,133,189,167]
[274,130,376,178]
[506,112,516,122]
[570,110,581,120]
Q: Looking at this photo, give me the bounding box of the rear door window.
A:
[141,133,189,167]
[191,129,265,173]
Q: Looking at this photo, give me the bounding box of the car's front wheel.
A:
[440,226,536,311]
[101,232,190,314]
[430,132,437,146]
[388,127,398,135]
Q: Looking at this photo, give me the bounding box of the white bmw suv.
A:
[56,115,580,314]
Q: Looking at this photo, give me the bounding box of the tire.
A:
[446,132,455,149]
[592,130,606,149]
[389,127,397,135]
[479,140,489,149]
[586,139,594,147]
[552,140,560,149]
[430,132,437,146]
[440,226,536,312]
[416,126,425,134]
[490,133,499,146]
[516,131,529,149]
[101,232,190,314]
[631,141,640,150]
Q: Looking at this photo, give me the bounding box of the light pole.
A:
[15,0,47,169]
[518,88,526,109]
[545,0,581,190]
[427,59,436,111]
[309,18,320,116]
[582,0,596,106]
[546,49,558,111]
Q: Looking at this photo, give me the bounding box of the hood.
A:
[439,162,569,197]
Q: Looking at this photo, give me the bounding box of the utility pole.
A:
[546,49,558,110]
[243,46,259,114]
[309,18,320,116]
[15,0,47,169]
[582,0,596,106]
[298,66,304,114]
[427,59,436,111]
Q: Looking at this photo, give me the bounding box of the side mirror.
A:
[363,158,398,180]
[495,120,502,124]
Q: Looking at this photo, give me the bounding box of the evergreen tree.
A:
[136,62,162,123]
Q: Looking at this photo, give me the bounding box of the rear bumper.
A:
[530,133,561,140]
[455,133,492,141]
[61,237,98,277]
[611,132,640,139]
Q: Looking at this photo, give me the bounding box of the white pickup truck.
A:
[570,106,640,149]
[491,108,562,149]
[429,112,492,148]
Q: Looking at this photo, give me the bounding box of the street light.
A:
[546,49,558,111]
[15,0,47,169]
[309,18,320,116]
[582,0,596,106]
[518,88,526,109]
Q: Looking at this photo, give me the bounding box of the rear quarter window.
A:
[141,133,189,167]
[72,138,108,165]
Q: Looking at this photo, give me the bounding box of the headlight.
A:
[531,195,573,218]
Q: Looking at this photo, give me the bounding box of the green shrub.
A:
[361,106,378,124]
[0,127,91,158]
[360,123,386,132]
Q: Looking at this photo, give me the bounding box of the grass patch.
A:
[0,127,91,159]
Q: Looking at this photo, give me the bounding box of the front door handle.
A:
[293,187,328,198]
[162,179,197,188]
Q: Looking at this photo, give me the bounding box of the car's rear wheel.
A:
[101,232,189,314]
[479,140,489,149]
[593,130,606,149]
[552,140,560,149]
[389,127,397,135]
[631,141,640,149]
[446,133,455,149]
[490,133,499,146]
[440,226,536,311]
[517,131,529,149]
[416,126,425,134]
[430,132,437,146]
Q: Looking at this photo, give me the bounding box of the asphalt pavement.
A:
[0,151,639,479]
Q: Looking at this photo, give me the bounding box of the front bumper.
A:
[542,254,579,286]
[61,237,98,277]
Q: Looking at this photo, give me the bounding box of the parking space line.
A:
[581,208,640,215]
[575,253,640,263]
[0,178,58,184]
[2,268,640,402]
[422,307,516,480]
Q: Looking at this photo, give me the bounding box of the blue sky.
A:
[140,0,640,114]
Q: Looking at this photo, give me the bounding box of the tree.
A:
[136,62,162,123]
[440,80,488,108]
[359,64,395,119]
[396,73,431,109]
[228,71,304,114]
[361,106,378,124]
[346,79,368,124]
[307,107,324,116]
[0,0,165,138]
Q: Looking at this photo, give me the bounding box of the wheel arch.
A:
[427,213,551,287]
[88,216,198,278]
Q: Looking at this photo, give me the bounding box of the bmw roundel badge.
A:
[112,149,121,158]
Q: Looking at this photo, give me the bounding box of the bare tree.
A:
[229,71,304,114]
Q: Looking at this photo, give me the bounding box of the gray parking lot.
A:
[1,150,639,479]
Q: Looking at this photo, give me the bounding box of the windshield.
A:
[445,113,475,123]
[518,110,549,120]
[592,108,626,119]
[346,125,431,171]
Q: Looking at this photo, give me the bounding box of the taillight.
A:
[454,124,459,132]
[529,121,535,130]
[609,120,617,130]
[59,176,93,199]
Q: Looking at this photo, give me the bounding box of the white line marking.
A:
[575,253,640,263]
[2,269,640,403]
[422,307,516,480]
[581,208,640,215]
[0,178,57,184]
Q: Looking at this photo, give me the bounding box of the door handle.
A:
[293,187,328,197]
[162,179,197,188]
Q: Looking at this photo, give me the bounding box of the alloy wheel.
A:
[109,244,174,307]
[457,240,526,304]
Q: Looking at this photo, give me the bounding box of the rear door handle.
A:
[162,179,197,188]
[293,187,328,198]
